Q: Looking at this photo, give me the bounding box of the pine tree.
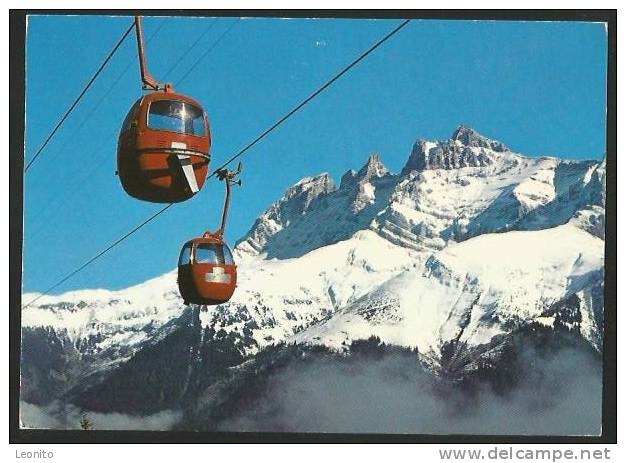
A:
[79,413,94,430]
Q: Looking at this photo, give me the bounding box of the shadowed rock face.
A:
[235,173,337,254]
[235,152,395,259]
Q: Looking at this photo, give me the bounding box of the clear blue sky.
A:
[23,15,608,294]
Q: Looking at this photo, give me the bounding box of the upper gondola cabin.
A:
[117,16,212,203]
[117,89,212,203]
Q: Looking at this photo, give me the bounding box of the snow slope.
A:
[22,229,422,360]
[293,220,604,359]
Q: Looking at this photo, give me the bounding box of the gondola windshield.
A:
[148,100,206,136]
[196,243,234,265]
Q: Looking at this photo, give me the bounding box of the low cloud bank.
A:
[20,401,181,431]
[218,346,602,435]
[20,343,602,435]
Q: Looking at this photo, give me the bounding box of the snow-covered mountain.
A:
[21,125,605,418]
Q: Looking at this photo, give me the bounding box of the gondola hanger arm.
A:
[212,162,243,238]
[135,16,174,92]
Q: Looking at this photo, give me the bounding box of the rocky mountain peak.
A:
[451,125,509,153]
[357,153,389,179]
[401,125,512,175]
[341,153,389,188]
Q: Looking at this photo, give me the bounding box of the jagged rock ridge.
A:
[237,125,605,255]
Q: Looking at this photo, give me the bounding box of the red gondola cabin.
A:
[177,233,237,305]
[117,90,211,203]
